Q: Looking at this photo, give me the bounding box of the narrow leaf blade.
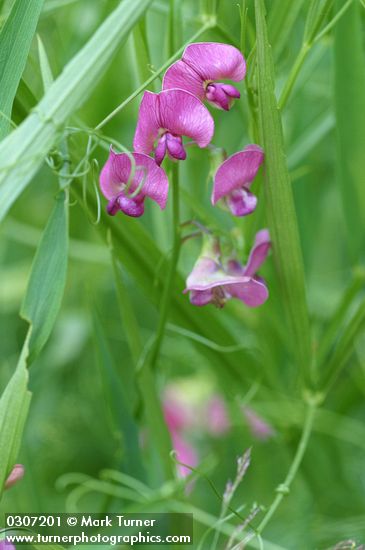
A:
[20,192,69,363]
[0,0,44,139]
[334,0,365,262]
[255,0,312,383]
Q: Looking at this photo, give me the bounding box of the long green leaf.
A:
[0,343,31,499]
[334,0,365,262]
[255,0,312,385]
[92,309,144,479]
[0,0,152,221]
[20,192,68,363]
[0,0,43,139]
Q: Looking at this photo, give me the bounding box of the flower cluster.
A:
[100,41,270,308]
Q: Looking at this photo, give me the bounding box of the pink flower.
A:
[133,89,214,165]
[184,230,271,308]
[212,145,264,216]
[242,407,275,441]
[162,386,198,478]
[205,396,230,435]
[171,432,198,478]
[4,464,24,490]
[163,42,246,111]
[100,148,168,217]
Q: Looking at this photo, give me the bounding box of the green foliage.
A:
[334,0,365,262]
[0,0,43,138]
[20,191,69,364]
[0,0,365,548]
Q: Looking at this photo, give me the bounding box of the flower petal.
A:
[244,229,271,277]
[163,59,204,99]
[189,288,215,306]
[184,257,250,292]
[158,89,214,148]
[100,149,168,209]
[225,188,257,216]
[182,42,246,82]
[133,91,161,154]
[117,195,145,217]
[222,84,241,98]
[227,276,269,307]
[212,145,264,205]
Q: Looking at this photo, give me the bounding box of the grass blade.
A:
[255,0,312,385]
[37,34,54,92]
[334,0,365,262]
[0,0,152,222]
[0,0,43,139]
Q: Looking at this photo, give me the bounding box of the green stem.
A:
[256,399,317,535]
[149,162,181,372]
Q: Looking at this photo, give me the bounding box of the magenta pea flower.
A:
[100,148,168,217]
[212,145,264,216]
[163,42,246,111]
[133,89,214,166]
[184,230,271,308]
[4,464,24,490]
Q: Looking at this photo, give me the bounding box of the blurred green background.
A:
[1,0,365,548]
